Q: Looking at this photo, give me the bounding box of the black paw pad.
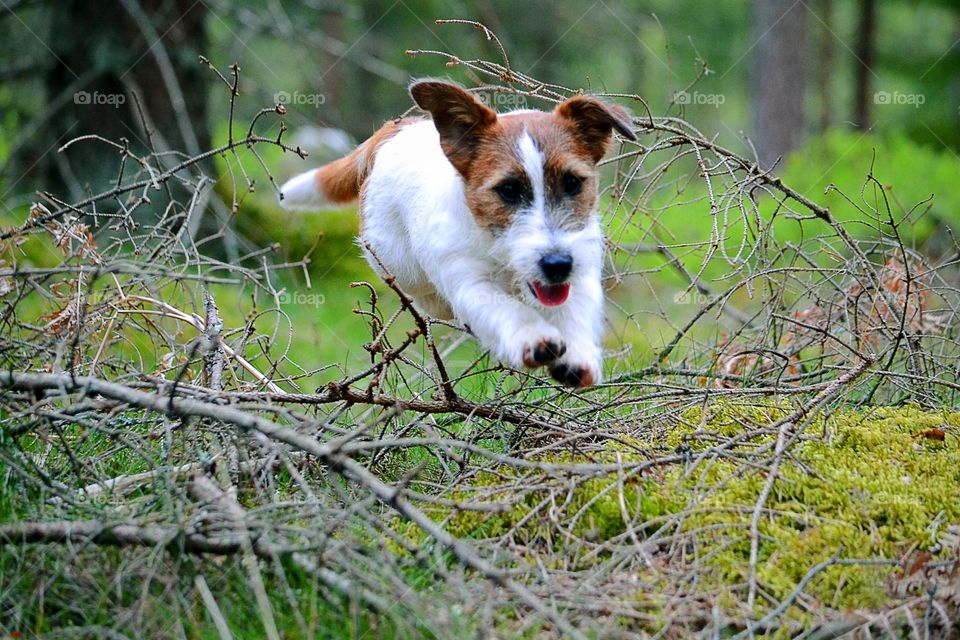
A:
[524,339,566,367]
[551,363,594,388]
[532,340,566,364]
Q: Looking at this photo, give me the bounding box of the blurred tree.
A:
[853,0,876,129]
[322,8,346,110]
[815,0,835,133]
[750,0,809,167]
[38,0,208,199]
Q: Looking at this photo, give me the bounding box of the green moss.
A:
[416,404,960,624]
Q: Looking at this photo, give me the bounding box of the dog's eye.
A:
[562,173,583,197]
[494,179,524,205]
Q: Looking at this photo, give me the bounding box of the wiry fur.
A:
[279,80,636,387]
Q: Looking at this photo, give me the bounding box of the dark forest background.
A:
[2,0,958,201]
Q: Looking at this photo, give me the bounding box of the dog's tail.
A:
[278,148,366,211]
[279,119,407,211]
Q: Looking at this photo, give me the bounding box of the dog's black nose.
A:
[539,253,573,283]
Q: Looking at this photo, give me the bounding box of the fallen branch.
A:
[0,370,588,640]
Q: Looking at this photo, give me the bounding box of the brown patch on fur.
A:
[554,95,636,162]
[461,112,604,230]
[314,155,361,205]
[410,81,498,179]
[543,148,598,224]
[315,118,414,205]
[462,153,527,230]
[410,80,634,232]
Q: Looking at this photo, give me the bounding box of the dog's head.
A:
[410,79,636,308]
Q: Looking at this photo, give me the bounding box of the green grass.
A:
[0,404,478,639]
[0,546,452,639]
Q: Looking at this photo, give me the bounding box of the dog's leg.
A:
[547,278,604,387]
[431,258,565,371]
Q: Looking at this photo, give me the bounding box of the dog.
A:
[278,79,636,387]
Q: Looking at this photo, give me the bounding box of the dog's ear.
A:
[555,95,636,163]
[410,80,498,176]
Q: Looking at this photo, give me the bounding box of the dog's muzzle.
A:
[539,253,573,283]
[529,252,573,306]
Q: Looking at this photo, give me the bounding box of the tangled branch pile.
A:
[2,22,959,639]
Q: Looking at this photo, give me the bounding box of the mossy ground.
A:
[408,403,960,631]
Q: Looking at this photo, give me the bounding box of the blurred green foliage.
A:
[198,0,960,149]
[781,130,960,246]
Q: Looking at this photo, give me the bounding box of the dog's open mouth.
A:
[529,281,571,306]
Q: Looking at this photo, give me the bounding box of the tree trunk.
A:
[750,0,809,168]
[815,0,835,133]
[853,0,876,130]
[41,0,208,198]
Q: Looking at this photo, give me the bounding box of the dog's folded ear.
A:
[555,95,637,163]
[410,79,498,176]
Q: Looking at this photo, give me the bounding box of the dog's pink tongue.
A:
[532,281,571,306]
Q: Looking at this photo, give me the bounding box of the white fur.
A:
[517,133,546,211]
[282,115,605,384]
[278,169,331,211]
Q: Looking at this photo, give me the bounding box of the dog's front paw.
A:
[550,346,602,388]
[522,336,567,368]
[507,324,566,369]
